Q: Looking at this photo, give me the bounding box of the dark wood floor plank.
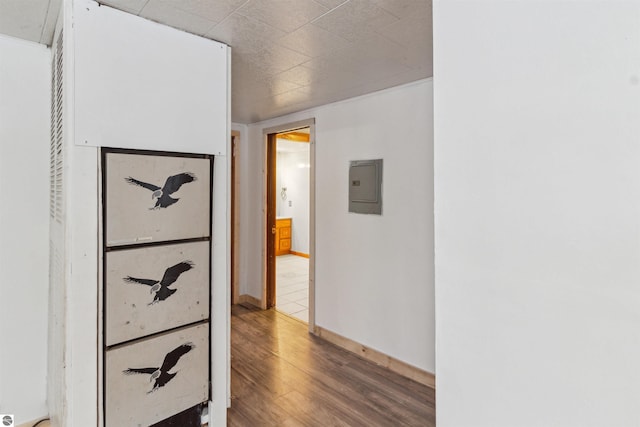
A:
[228,305,435,426]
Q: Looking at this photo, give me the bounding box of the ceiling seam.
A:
[308,0,351,26]
[139,0,152,15]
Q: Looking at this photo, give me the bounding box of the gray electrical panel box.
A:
[349,159,383,215]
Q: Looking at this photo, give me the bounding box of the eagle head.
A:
[150,369,161,382]
[152,189,163,199]
[150,283,161,294]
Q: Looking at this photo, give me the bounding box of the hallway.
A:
[227,305,435,426]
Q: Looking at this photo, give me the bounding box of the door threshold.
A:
[273,308,309,325]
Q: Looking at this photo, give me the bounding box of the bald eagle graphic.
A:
[124,261,194,305]
[123,343,194,393]
[125,172,196,209]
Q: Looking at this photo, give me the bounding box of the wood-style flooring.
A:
[228,305,435,426]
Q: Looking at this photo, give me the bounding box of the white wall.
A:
[235,120,262,299]
[242,80,434,372]
[276,146,310,253]
[231,122,254,299]
[434,1,640,426]
[0,35,50,424]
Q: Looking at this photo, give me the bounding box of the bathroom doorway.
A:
[274,129,310,322]
[264,119,315,328]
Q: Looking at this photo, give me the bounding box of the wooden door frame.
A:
[265,133,277,309]
[263,118,316,331]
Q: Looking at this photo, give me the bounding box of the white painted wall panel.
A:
[210,153,229,425]
[74,0,228,155]
[434,1,640,426]
[243,80,434,372]
[0,35,50,425]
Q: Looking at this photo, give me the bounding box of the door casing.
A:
[263,118,316,332]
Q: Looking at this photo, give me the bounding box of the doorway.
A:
[264,119,315,329]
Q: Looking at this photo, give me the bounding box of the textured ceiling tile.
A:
[207,12,286,54]
[240,95,306,123]
[277,64,360,94]
[276,23,352,58]
[416,42,433,73]
[375,5,431,47]
[234,77,301,100]
[172,0,247,24]
[271,87,312,107]
[237,0,328,33]
[303,46,357,73]
[313,41,413,84]
[275,65,319,86]
[346,56,412,83]
[264,79,302,96]
[99,0,149,14]
[1,0,432,124]
[312,0,348,9]
[302,76,361,98]
[360,67,431,95]
[351,32,418,70]
[231,104,255,124]
[231,52,268,77]
[370,0,430,19]
[140,0,217,36]
[241,44,311,75]
[311,0,398,42]
[290,76,378,110]
[0,0,50,43]
[303,35,400,74]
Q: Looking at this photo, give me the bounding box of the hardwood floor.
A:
[228,305,435,426]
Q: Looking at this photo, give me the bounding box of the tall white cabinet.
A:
[47,1,230,425]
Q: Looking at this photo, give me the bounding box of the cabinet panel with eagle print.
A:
[105,241,210,346]
[105,152,211,246]
[105,323,209,427]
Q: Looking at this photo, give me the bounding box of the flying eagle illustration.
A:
[125,172,197,209]
[123,343,194,393]
[123,261,194,305]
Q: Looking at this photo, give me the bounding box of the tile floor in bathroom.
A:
[275,254,309,322]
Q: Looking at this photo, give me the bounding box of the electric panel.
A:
[349,159,383,215]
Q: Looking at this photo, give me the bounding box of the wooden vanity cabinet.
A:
[275,218,291,256]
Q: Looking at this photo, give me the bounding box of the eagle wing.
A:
[162,173,196,195]
[160,343,194,372]
[125,177,161,192]
[123,367,157,375]
[124,276,157,286]
[160,261,194,287]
